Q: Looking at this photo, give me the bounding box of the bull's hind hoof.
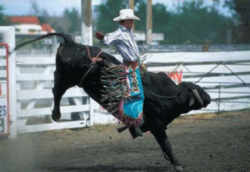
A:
[52,110,61,121]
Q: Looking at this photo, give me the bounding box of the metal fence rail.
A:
[148,58,250,114]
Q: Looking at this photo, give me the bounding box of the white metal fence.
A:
[0,27,16,138]
[0,27,93,138]
[1,26,249,138]
[146,51,250,113]
[15,55,93,134]
[0,43,10,138]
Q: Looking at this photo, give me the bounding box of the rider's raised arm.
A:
[103,29,121,45]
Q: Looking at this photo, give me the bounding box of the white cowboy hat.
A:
[113,9,140,22]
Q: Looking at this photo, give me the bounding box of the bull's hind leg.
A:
[52,70,71,121]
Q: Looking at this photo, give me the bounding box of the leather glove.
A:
[95,32,104,40]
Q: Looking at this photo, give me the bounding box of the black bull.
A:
[15,33,211,171]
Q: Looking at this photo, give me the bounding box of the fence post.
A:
[129,0,135,31]
[89,98,95,126]
[217,83,221,114]
[146,0,152,44]
[81,0,93,45]
[8,28,17,138]
[0,27,17,138]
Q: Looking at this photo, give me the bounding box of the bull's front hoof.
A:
[52,110,61,121]
[175,165,184,172]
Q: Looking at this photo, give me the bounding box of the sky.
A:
[1,0,229,16]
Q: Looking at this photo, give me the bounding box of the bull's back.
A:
[142,72,178,97]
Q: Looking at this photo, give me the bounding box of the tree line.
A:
[96,0,239,44]
[0,0,249,44]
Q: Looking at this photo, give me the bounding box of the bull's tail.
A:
[14,33,74,51]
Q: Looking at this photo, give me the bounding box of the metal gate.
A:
[0,43,10,137]
[0,27,93,138]
[15,54,92,134]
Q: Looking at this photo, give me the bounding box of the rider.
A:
[95,9,144,138]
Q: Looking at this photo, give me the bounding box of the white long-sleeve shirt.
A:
[104,25,140,63]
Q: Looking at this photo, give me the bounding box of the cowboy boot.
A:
[129,118,144,139]
[129,125,143,139]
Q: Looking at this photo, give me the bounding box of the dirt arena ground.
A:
[0,110,249,172]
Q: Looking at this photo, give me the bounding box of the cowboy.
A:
[96,9,144,138]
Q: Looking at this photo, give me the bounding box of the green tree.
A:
[0,5,9,25]
[165,0,233,44]
[152,3,171,34]
[96,0,127,33]
[28,1,81,34]
[225,0,250,43]
[95,0,233,44]
[95,0,170,33]
[29,0,49,22]
[43,8,81,34]
[133,0,146,31]
[135,1,171,34]
[63,8,81,34]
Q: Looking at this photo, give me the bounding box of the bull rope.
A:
[78,46,103,86]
